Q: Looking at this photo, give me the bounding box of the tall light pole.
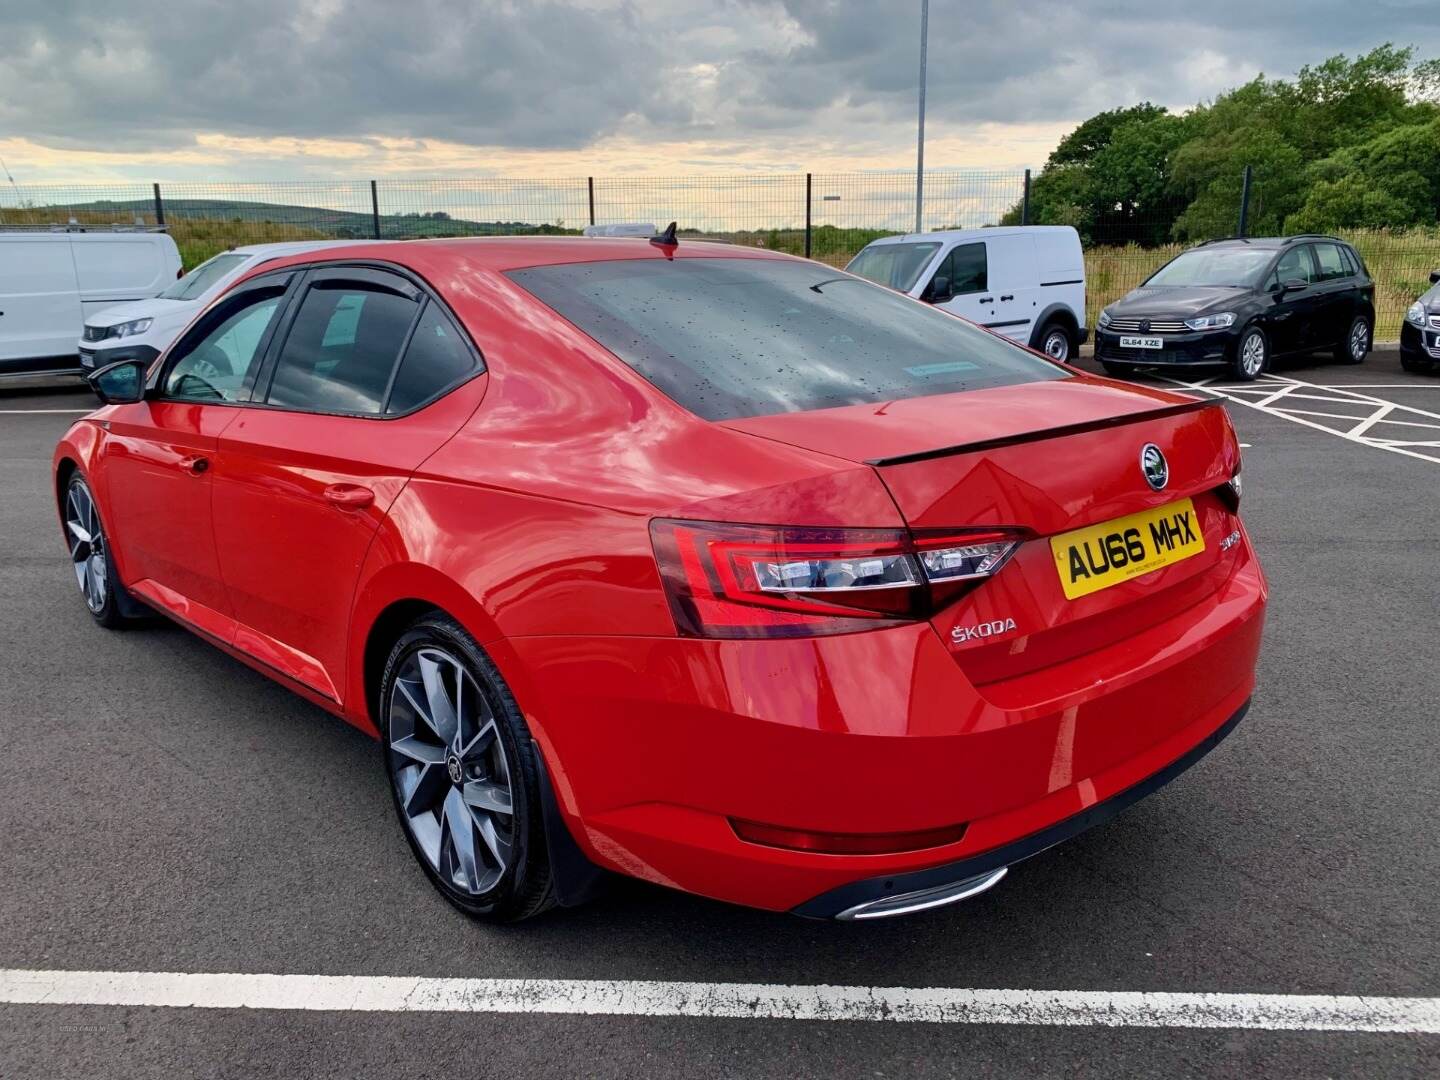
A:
[914,0,929,235]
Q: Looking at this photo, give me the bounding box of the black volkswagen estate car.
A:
[1094,235,1374,381]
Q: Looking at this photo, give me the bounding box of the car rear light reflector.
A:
[650,519,1025,639]
[731,817,969,855]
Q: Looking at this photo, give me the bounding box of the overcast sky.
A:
[3,0,1440,185]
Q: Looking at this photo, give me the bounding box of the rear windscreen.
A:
[508,258,1066,420]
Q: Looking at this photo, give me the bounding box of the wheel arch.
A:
[1027,303,1080,350]
[348,562,509,736]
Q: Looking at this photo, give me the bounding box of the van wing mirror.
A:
[1429,269,1440,285]
[925,274,953,303]
[88,359,148,405]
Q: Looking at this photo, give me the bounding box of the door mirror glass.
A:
[925,274,953,303]
[88,359,147,404]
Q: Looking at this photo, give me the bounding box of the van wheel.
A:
[1038,321,1073,362]
[1229,326,1267,381]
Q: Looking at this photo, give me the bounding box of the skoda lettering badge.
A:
[1140,443,1168,491]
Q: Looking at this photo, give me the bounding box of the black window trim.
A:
[158,258,486,421]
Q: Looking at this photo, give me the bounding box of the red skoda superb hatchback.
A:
[55,237,1265,922]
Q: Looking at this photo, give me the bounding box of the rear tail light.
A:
[649,519,1025,639]
[1216,465,1242,512]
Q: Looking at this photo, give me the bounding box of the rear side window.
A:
[509,257,1066,421]
[1273,246,1313,286]
[1313,243,1348,281]
[386,301,482,414]
[267,282,418,415]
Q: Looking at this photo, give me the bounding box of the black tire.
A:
[62,473,143,630]
[1100,360,1136,378]
[1229,325,1268,382]
[379,611,557,922]
[1400,351,1436,375]
[1037,320,1074,362]
[1335,315,1370,364]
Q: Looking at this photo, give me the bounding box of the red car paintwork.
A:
[54,238,1266,913]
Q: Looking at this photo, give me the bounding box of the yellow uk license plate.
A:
[1050,497,1204,600]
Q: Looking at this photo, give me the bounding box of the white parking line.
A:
[0,408,91,414]
[1,970,1437,1033]
[1165,374,1440,464]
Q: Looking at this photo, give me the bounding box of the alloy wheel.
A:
[65,480,108,614]
[386,646,514,897]
[1350,320,1368,361]
[1241,331,1265,377]
[1043,330,1069,361]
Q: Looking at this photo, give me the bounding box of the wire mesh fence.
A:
[2,168,1435,338]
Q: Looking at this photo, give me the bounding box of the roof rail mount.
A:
[650,222,678,247]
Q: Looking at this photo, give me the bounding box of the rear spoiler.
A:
[863,397,1222,467]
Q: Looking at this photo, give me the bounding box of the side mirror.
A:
[88,359,147,405]
[1429,270,1440,285]
[1279,278,1308,293]
[925,274,953,303]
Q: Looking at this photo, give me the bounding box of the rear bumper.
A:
[498,540,1267,914]
[794,698,1248,918]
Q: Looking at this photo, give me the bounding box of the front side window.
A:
[163,291,284,402]
[267,283,419,415]
[159,253,249,301]
[941,242,987,295]
[509,257,1066,421]
[846,242,941,292]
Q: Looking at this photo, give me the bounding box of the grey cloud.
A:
[2,0,1438,154]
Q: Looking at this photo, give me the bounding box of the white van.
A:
[77,240,387,374]
[0,228,182,379]
[846,226,1087,361]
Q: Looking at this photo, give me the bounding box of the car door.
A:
[1310,242,1357,348]
[932,242,992,326]
[97,272,296,641]
[979,233,1038,343]
[1261,244,1321,355]
[0,237,82,372]
[210,265,486,704]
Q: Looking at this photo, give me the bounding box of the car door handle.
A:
[178,455,209,475]
[323,483,374,510]
[999,294,1014,302]
[979,296,994,304]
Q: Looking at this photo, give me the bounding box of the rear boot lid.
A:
[722,377,1243,699]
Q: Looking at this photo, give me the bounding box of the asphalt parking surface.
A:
[1,349,1437,1077]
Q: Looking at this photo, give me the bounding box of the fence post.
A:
[587,177,596,227]
[1021,169,1031,226]
[804,173,813,259]
[152,183,165,228]
[370,180,381,240]
[1237,165,1252,238]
